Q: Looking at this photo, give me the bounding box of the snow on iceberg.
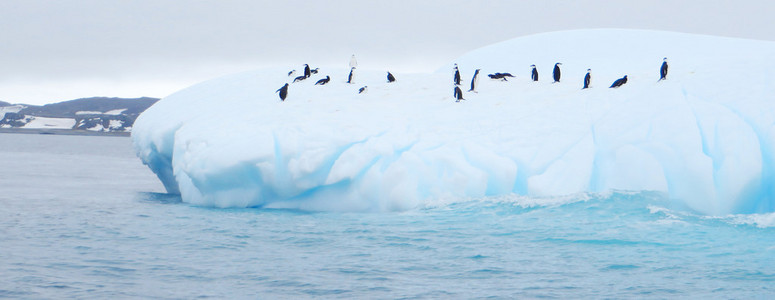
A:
[132,29,775,214]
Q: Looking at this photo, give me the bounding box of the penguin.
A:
[276,83,288,101]
[659,57,668,81]
[304,64,311,78]
[349,55,358,69]
[531,65,539,81]
[454,86,464,102]
[553,63,562,83]
[315,76,330,85]
[310,68,319,74]
[609,75,628,88]
[387,71,396,83]
[347,67,355,84]
[288,70,296,77]
[454,64,461,86]
[358,86,368,94]
[469,69,480,92]
[292,75,306,83]
[583,69,591,89]
[487,72,514,81]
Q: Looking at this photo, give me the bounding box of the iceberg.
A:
[132,29,775,214]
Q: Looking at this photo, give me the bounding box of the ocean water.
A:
[1,133,773,299]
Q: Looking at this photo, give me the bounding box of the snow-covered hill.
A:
[0,97,158,132]
[132,29,775,215]
[0,104,25,121]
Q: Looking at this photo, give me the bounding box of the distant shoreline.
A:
[0,128,130,137]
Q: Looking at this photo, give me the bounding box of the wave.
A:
[709,212,775,229]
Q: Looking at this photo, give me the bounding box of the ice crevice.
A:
[718,102,774,213]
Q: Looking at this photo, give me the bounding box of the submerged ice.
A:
[132,29,775,214]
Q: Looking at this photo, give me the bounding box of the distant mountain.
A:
[19,97,158,118]
[1,97,159,134]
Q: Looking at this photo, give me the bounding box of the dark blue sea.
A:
[1,133,773,299]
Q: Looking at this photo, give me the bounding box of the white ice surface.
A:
[132,29,775,214]
[22,117,75,129]
[109,120,121,129]
[76,109,127,115]
[105,109,127,115]
[0,105,24,120]
[75,111,103,115]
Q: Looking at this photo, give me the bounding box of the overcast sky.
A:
[1,0,773,105]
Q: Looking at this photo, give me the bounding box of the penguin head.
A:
[530,64,536,68]
[587,69,591,72]
[663,57,668,61]
[556,63,562,66]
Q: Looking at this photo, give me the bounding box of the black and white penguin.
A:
[288,70,296,77]
[349,55,358,69]
[387,71,396,83]
[553,63,562,83]
[531,65,539,81]
[276,83,288,101]
[315,76,330,85]
[487,72,514,81]
[609,75,628,88]
[454,64,461,86]
[292,75,306,83]
[358,86,368,94]
[304,64,311,78]
[469,69,480,92]
[583,69,591,89]
[347,67,355,84]
[659,57,668,81]
[454,86,464,102]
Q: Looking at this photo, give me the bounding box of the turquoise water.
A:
[1,133,773,298]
